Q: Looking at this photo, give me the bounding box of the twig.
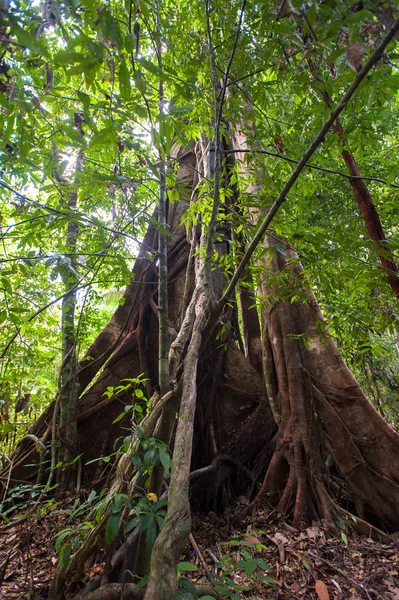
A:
[189,533,212,578]
[206,547,219,564]
[189,535,222,600]
[222,147,399,190]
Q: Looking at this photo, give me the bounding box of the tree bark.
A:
[253,235,399,529]
[307,61,399,302]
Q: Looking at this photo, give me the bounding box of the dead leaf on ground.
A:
[315,579,330,600]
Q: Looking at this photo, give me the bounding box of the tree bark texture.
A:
[254,236,399,529]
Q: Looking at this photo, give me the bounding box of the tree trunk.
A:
[253,235,399,530]
[231,123,399,531]
[56,145,83,493]
[306,60,399,302]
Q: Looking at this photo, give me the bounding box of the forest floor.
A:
[0,493,398,600]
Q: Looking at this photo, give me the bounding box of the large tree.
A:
[1,1,399,598]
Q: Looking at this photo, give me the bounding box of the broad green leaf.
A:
[10,23,48,57]
[131,453,142,470]
[243,558,258,576]
[2,116,15,149]
[137,57,161,77]
[133,71,147,94]
[54,49,86,65]
[119,61,131,101]
[59,544,72,570]
[159,448,171,475]
[179,577,198,598]
[145,521,157,556]
[77,91,91,111]
[168,105,193,115]
[125,32,137,53]
[105,512,120,544]
[89,125,118,148]
[177,562,198,572]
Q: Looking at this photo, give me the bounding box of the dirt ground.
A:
[0,494,398,599]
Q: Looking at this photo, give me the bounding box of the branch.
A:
[222,148,399,190]
[217,15,399,309]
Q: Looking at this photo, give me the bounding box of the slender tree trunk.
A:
[48,136,84,493]
[306,61,399,301]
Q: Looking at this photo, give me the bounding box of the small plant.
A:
[210,537,275,599]
[54,521,95,569]
[131,424,172,480]
[63,489,104,524]
[0,483,47,520]
[164,539,275,600]
[53,427,172,569]
[126,495,168,555]
[175,561,200,600]
[102,374,150,425]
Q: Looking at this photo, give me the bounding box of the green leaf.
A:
[159,448,171,475]
[136,425,145,442]
[133,71,147,94]
[125,32,137,53]
[112,412,126,424]
[131,453,142,470]
[109,19,123,49]
[144,448,155,465]
[177,562,198,572]
[137,57,161,77]
[261,575,277,584]
[55,529,74,553]
[77,91,91,111]
[89,125,117,147]
[10,23,49,57]
[87,40,104,63]
[179,577,198,598]
[301,559,311,571]
[175,590,194,600]
[135,573,150,591]
[168,105,193,115]
[145,521,157,556]
[255,558,270,571]
[59,544,72,569]
[2,116,15,149]
[119,60,131,101]
[105,512,120,544]
[243,558,258,575]
[54,49,86,65]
